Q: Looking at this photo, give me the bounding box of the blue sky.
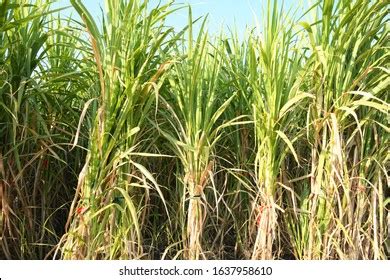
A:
[55,0,307,35]
[159,0,307,33]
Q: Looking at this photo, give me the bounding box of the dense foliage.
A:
[0,0,389,260]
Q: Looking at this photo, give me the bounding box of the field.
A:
[0,0,389,260]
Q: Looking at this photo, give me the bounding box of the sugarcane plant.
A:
[287,0,390,259]
[238,0,310,259]
[154,8,247,259]
[0,0,86,259]
[1,0,388,260]
[60,0,175,259]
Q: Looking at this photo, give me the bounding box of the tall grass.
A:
[0,0,388,260]
[0,0,87,259]
[59,0,175,259]
[288,0,389,259]
[154,9,246,259]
